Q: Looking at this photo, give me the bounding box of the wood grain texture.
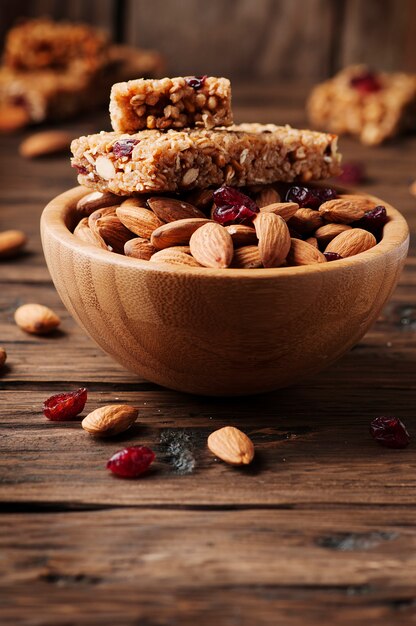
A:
[1,89,416,624]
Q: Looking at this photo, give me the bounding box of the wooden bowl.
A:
[41,186,409,396]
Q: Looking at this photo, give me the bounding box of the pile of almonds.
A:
[72,184,387,269]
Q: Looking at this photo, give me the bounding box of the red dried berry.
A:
[107,446,155,478]
[213,186,259,226]
[43,387,87,421]
[336,162,366,185]
[285,185,337,210]
[350,71,382,94]
[112,139,138,158]
[355,206,388,236]
[324,252,343,262]
[370,416,410,449]
[72,164,88,175]
[185,75,207,89]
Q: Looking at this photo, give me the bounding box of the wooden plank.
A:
[1,508,416,625]
[124,0,334,81]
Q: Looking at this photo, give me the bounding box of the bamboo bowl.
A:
[41,186,409,396]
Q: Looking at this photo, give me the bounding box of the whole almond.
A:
[124,237,156,260]
[147,197,205,222]
[231,245,262,269]
[20,130,73,158]
[254,212,291,268]
[76,191,120,216]
[120,197,149,210]
[207,426,254,465]
[150,248,202,267]
[82,404,138,437]
[305,236,318,249]
[288,208,323,235]
[151,218,211,250]
[319,199,366,223]
[74,218,108,249]
[255,186,281,208]
[0,104,30,132]
[315,223,352,246]
[339,195,376,211]
[93,215,133,253]
[260,202,299,221]
[190,222,233,268]
[88,206,118,230]
[0,347,7,367]
[14,303,61,335]
[225,224,257,247]
[0,230,27,258]
[117,204,163,239]
[185,188,214,209]
[325,228,377,257]
[287,238,327,265]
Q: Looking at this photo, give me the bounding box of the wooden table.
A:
[1,85,416,625]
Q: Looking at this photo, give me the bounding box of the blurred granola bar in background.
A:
[307,65,416,145]
[0,18,165,132]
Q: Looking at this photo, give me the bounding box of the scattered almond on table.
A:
[14,303,61,335]
[207,426,255,466]
[19,130,74,158]
[82,404,138,437]
[0,230,27,258]
[0,347,7,368]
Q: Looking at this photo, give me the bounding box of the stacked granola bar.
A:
[0,18,165,131]
[71,76,341,194]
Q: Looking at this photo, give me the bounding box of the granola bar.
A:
[308,65,416,145]
[71,123,341,195]
[109,76,232,132]
[3,18,109,75]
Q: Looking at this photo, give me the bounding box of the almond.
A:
[120,197,149,210]
[88,206,118,230]
[287,238,327,265]
[207,426,254,465]
[325,228,377,257]
[305,236,318,249]
[124,237,156,260]
[82,404,138,437]
[14,303,61,335]
[0,230,27,258]
[189,222,233,268]
[185,188,214,209]
[0,347,7,368]
[225,224,257,247]
[339,195,376,211]
[73,218,108,250]
[254,212,291,267]
[319,199,367,223]
[231,245,262,268]
[288,208,323,235]
[0,104,30,132]
[151,218,211,250]
[260,201,299,221]
[76,191,120,216]
[314,223,352,246]
[147,197,206,222]
[255,186,281,208]
[117,204,163,238]
[19,130,73,158]
[92,215,133,253]
[150,248,202,267]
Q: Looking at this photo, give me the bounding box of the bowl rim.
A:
[41,185,410,279]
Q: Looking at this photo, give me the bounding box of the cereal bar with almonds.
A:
[308,65,416,145]
[71,123,341,194]
[109,76,233,132]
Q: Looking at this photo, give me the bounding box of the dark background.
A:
[1,0,416,82]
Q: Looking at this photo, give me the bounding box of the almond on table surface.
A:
[208,426,255,466]
[14,303,61,335]
[82,405,138,437]
[20,130,73,158]
[0,230,27,258]
[0,347,7,367]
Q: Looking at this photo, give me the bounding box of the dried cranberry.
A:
[185,75,207,90]
[355,205,388,236]
[350,71,382,94]
[112,139,138,158]
[43,387,87,421]
[107,446,155,478]
[212,186,259,226]
[324,252,343,262]
[285,185,337,210]
[370,416,410,449]
[72,164,88,175]
[336,162,366,185]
